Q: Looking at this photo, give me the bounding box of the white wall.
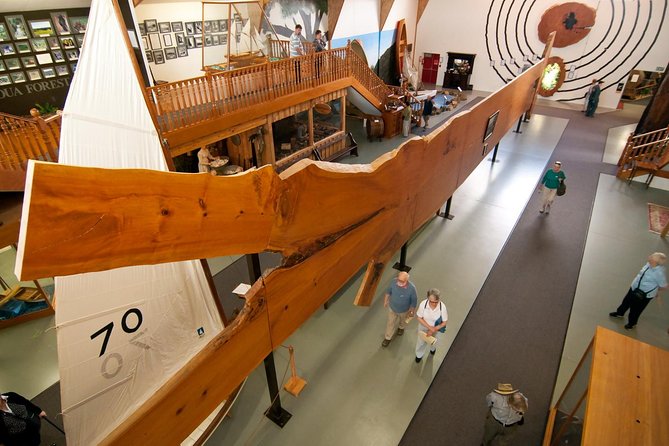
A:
[333,0,417,44]
[415,0,669,109]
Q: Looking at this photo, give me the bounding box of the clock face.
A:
[538,56,566,97]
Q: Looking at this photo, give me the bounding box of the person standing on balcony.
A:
[313,30,326,79]
[290,24,305,83]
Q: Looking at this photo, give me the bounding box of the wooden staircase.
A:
[0,111,61,191]
[616,126,669,185]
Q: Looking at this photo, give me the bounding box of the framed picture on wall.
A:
[177,44,187,57]
[55,64,69,76]
[36,52,53,65]
[51,12,72,35]
[10,71,26,83]
[0,60,5,71]
[5,58,20,70]
[60,36,77,49]
[203,21,211,34]
[194,36,202,48]
[0,23,10,41]
[141,36,148,49]
[211,21,219,33]
[194,22,202,34]
[41,67,56,78]
[219,19,228,33]
[69,17,88,34]
[171,22,183,32]
[158,22,171,33]
[21,55,37,68]
[185,22,195,35]
[1,42,16,55]
[145,19,158,33]
[47,36,60,50]
[30,38,48,52]
[75,34,85,47]
[149,33,161,50]
[16,41,31,53]
[138,23,146,36]
[153,49,165,64]
[66,49,78,61]
[26,68,41,81]
[52,50,65,62]
[164,47,177,60]
[212,35,219,46]
[28,19,55,38]
[220,34,227,46]
[145,51,153,63]
[163,34,172,47]
[0,74,11,85]
[204,35,212,47]
[175,32,185,46]
[483,110,500,143]
[5,15,29,40]
[186,36,195,49]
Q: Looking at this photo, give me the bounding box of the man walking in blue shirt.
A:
[382,272,417,347]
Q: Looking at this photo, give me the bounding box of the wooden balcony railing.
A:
[0,111,61,172]
[616,126,669,177]
[268,38,317,59]
[147,45,390,137]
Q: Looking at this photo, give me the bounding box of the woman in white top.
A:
[415,288,448,363]
[197,145,216,173]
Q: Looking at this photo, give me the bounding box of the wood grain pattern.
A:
[538,2,596,48]
[17,53,550,445]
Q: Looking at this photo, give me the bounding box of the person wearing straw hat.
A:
[414,288,447,363]
[482,383,528,446]
[1,392,47,446]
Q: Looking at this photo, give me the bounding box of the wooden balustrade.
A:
[616,126,669,177]
[0,111,61,173]
[347,49,391,105]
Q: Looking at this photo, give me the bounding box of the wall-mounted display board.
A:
[0,7,89,115]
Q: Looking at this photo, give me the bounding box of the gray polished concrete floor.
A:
[1,97,664,446]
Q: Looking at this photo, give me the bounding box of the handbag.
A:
[433,302,446,333]
[556,179,566,196]
[632,267,656,301]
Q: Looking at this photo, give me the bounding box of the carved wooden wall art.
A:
[16,39,554,446]
[538,56,566,97]
[538,2,596,48]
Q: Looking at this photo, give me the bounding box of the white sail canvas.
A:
[53,0,224,444]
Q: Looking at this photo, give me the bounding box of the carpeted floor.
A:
[32,382,65,445]
[400,106,639,445]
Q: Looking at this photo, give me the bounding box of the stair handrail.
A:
[0,110,61,172]
[346,45,391,105]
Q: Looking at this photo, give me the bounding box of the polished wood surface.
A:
[17,52,549,445]
[616,126,669,178]
[538,2,596,48]
[583,326,669,445]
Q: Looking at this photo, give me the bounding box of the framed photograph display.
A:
[1,42,16,55]
[212,35,219,46]
[5,58,20,70]
[0,60,5,71]
[204,35,212,47]
[483,110,500,142]
[211,21,219,33]
[186,36,195,49]
[138,23,146,36]
[141,36,148,50]
[220,34,227,46]
[5,15,30,40]
[177,44,187,57]
[28,19,55,38]
[55,65,69,76]
[36,52,53,65]
[41,67,56,78]
[69,17,88,34]
[163,34,172,47]
[52,50,65,62]
[185,22,195,35]
[153,49,165,64]
[30,38,48,52]
[145,51,153,63]
[219,20,228,32]
[203,21,211,34]
[47,36,60,49]
[171,22,183,32]
[21,56,37,68]
[51,12,71,35]
[0,23,10,41]
[0,74,11,85]
[66,50,79,61]
[75,34,85,47]
[144,19,158,33]
[16,41,31,53]
[26,69,41,81]
[10,71,26,83]
[175,32,185,46]
[158,22,171,33]
[194,22,202,34]
[164,47,177,60]
[195,36,203,48]
[149,33,161,50]
[60,36,77,49]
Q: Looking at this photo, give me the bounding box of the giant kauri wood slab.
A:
[17,55,549,446]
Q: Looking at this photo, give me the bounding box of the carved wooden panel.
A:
[538,2,596,48]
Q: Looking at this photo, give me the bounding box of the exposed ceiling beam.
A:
[379,0,395,30]
[417,0,430,23]
[328,0,345,39]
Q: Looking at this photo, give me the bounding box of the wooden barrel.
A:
[366,117,384,141]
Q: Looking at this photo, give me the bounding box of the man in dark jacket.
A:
[422,96,434,130]
[1,392,46,446]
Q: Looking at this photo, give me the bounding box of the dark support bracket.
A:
[246,253,292,428]
[513,115,523,134]
[392,242,412,272]
[436,196,455,220]
[489,143,500,163]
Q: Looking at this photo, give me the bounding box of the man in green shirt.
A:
[539,161,566,215]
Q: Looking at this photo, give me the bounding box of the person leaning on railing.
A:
[313,30,326,79]
[290,24,305,83]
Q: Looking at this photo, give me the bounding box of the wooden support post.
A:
[436,196,454,220]
[392,242,412,272]
[489,142,500,163]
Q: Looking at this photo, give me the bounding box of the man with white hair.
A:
[381,271,417,347]
[610,252,667,330]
